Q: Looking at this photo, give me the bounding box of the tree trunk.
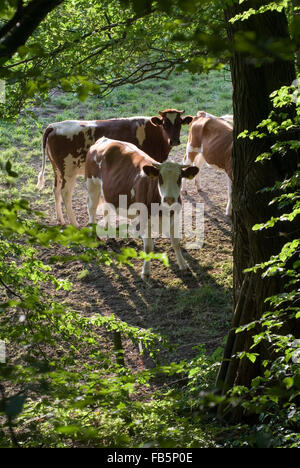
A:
[292,0,300,71]
[216,1,300,415]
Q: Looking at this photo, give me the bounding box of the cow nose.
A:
[163,197,176,206]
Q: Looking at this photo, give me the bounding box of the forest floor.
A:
[37,149,233,368]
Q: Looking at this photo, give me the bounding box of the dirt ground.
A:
[35,148,233,369]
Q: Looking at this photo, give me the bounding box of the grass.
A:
[50,69,232,120]
[0,68,232,148]
[0,67,233,211]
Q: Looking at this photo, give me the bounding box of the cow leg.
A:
[86,178,101,224]
[141,236,154,279]
[61,175,78,227]
[170,235,188,271]
[225,174,232,217]
[170,217,188,271]
[181,153,190,195]
[53,175,65,225]
[182,148,200,195]
[194,152,206,193]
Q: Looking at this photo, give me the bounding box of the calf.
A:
[182,111,233,216]
[85,137,198,278]
[37,109,193,227]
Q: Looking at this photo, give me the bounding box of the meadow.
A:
[0,69,235,447]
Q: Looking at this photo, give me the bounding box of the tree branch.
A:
[96,52,207,94]
[5,15,140,69]
[0,0,64,62]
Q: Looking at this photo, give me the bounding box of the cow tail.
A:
[37,126,52,190]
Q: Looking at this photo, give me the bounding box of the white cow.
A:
[85,137,199,278]
[183,111,233,216]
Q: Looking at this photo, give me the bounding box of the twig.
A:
[0,278,22,299]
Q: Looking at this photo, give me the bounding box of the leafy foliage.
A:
[218,77,300,448]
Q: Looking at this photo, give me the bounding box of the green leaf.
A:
[0,0,17,17]
[283,377,294,389]
[25,80,39,97]
[76,85,89,102]
[56,425,80,434]
[17,45,29,59]
[77,269,90,280]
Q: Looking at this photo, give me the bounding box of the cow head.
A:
[143,162,199,205]
[150,109,193,147]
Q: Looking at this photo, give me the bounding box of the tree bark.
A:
[292,0,300,71]
[216,1,300,414]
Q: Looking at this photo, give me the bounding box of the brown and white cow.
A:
[37,109,193,227]
[85,137,199,278]
[182,111,233,216]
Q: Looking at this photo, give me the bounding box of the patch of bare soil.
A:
[34,148,233,369]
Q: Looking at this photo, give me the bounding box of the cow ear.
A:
[143,165,160,178]
[181,115,194,125]
[181,166,199,180]
[150,116,163,127]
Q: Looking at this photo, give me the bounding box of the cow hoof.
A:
[141,273,151,280]
[181,269,193,278]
